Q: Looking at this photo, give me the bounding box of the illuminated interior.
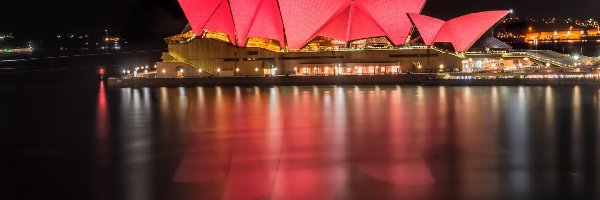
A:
[203,30,231,43]
[165,30,196,44]
[246,37,281,52]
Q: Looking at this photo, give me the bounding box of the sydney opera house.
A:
[156,0,511,77]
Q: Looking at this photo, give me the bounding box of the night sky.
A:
[1,0,598,37]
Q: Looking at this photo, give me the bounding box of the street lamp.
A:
[99,68,105,79]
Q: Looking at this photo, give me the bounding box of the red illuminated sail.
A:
[177,0,221,36]
[356,0,426,45]
[177,0,504,51]
[315,2,387,42]
[440,11,509,52]
[408,13,445,45]
[278,0,352,49]
[410,11,509,52]
[229,0,285,47]
[203,0,237,45]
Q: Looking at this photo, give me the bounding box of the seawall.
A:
[107,75,600,88]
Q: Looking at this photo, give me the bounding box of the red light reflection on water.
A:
[96,81,107,140]
[94,81,111,200]
[174,86,437,199]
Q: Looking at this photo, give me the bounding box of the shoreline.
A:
[107,74,600,88]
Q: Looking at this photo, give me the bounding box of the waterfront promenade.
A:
[107,73,600,88]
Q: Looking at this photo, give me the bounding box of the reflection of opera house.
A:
[157,0,510,77]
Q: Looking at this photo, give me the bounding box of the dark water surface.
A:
[2,80,600,200]
[2,50,600,200]
[511,41,600,56]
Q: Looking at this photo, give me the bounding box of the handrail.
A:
[502,51,574,68]
[168,52,216,75]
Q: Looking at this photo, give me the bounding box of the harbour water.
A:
[1,47,600,200]
[2,79,600,200]
[511,41,600,57]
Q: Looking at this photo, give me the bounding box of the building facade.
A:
[158,38,465,77]
[156,0,510,77]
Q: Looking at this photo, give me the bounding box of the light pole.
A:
[271,65,276,76]
[98,67,105,79]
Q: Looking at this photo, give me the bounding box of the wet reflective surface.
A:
[512,42,600,57]
[2,83,600,200]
